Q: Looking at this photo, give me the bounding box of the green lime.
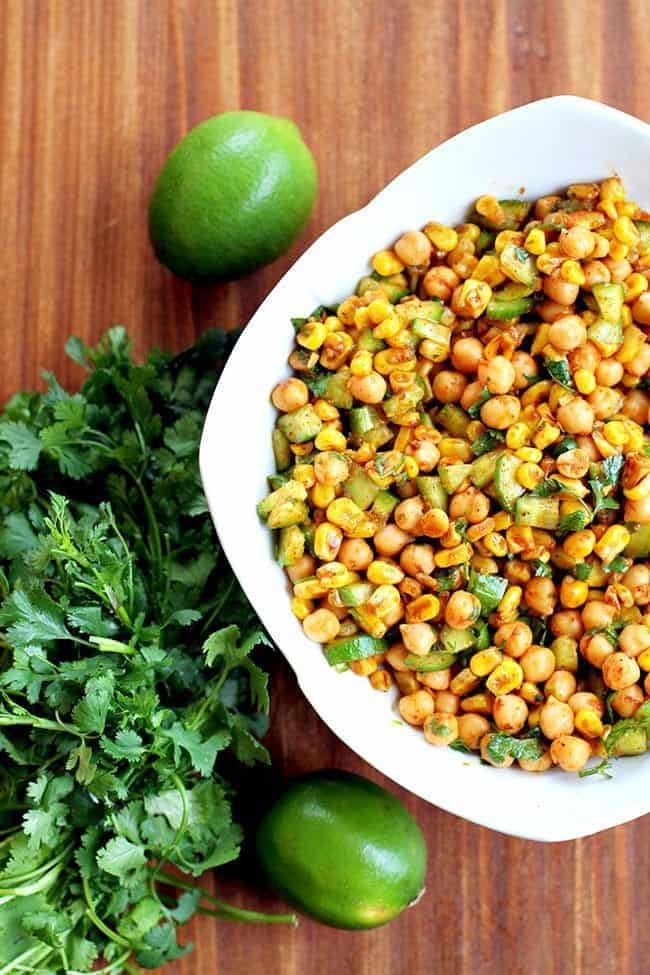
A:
[148,111,318,282]
[256,770,427,929]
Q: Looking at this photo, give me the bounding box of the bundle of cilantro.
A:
[0,328,294,975]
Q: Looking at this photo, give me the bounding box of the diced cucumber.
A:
[257,480,307,520]
[437,404,470,437]
[325,634,388,665]
[396,299,446,325]
[551,437,579,457]
[356,275,410,304]
[592,282,625,323]
[514,495,560,530]
[276,525,305,567]
[357,328,386,353]
[494,452,525,512]
[268,472,290,491]
[339,582,375,607]
[277,405,322,444]
[350,405,381,436]
[469,573,508,614]
[476,229,496,254]
[416,476,447,510]
[266,500,309,530]
[362,423,393,449]
[551,636,579,672]
[272,427,292,471]
[634,219,650,252]
[486,295,534,320]
[470,449,503,489]
[383,385,424,420]
[476,199,531,231]
[415,372,432,404]
[371,490,399,523]
[343,464,380,510]
[404,651,457,672]
[439,464,472,494]
[411,304,444,330]
[499,243,537,287]
[326,368,353,409]
[440,625,476,654]
[588,318,623,353]
[625,524,650,558]
[608,726,647,757]
[473,620,490,650]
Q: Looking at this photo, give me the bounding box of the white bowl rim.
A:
[200,95,650,842]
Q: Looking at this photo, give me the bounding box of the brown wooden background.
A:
[1,2,649,973]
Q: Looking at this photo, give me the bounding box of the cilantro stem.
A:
[0,944,54,975]
[82,875,132,949]
[156,871,298,926]
[68,949,134,975]
[0,711,83,737]
[128,472,164,609]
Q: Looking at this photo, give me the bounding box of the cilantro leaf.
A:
[96,835,147,881]
[0,421,42,470]
[486,733,543,764]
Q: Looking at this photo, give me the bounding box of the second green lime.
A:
[148,111,318,282]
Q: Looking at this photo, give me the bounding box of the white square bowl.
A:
[200,96,650,842]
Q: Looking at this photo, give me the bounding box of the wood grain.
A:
[1,2,649,973]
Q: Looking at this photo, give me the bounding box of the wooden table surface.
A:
[1,2,649,973]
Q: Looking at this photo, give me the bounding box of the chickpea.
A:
[394,496,426,534]
[422,265,460,302]
[556,398,594,435]
[588,386,623,420]
[524,577,557,616]
[271,377,309,412]
[543,272,579,306]
[445,590,481,630]
[521,646,556,683]
[348,371,387,404]
[400,543,435,578]
[395,671,419,694]
[457,713,491,750]
[555,448,589,479]
[485,356,516,395]
[432,370,468,404]
[449,487,490,524]
[338,538,373,571]
[418,668,451,690]
[480,394,521,430]
[581,259,611,289]
[400,622,436,656]
[385,643,411,672]
[550,610,583,639]
[632,292,650,325]
[494,620,533,658]
[622,564,650,606]
[287,554,316,583]
[395,230,432,267]
[460,380,486,411]
[400,689,436,726]
[626,344,650,378]
[583,633,614,669]
[646,673,650,696]
[581,600,615,630]
[539,299,574,323]
[559,226,595,259]
[435,690,460,714]
[574,435,600,462]
[303,608,340,643]
[314,451,349,486]
[493,694,528,733]
[539,696,574,739]
[619,623,650,658]
[544,670,577,703]
[604,257,632,282]
[602,651,641,690]
[569,692,604,716]
[550,735,591,772]
[625,496,650,524]
[423,711,458,744]
[568,341,600,374]
[480,733,515,768]
[451,337,483,374]
[595,357,624,387]
[518,749,553,773]
[622,389,650,424]
[549,314,587,353]
[610,684,644,718]
[408,439,440,473]
[511,351,538,390]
